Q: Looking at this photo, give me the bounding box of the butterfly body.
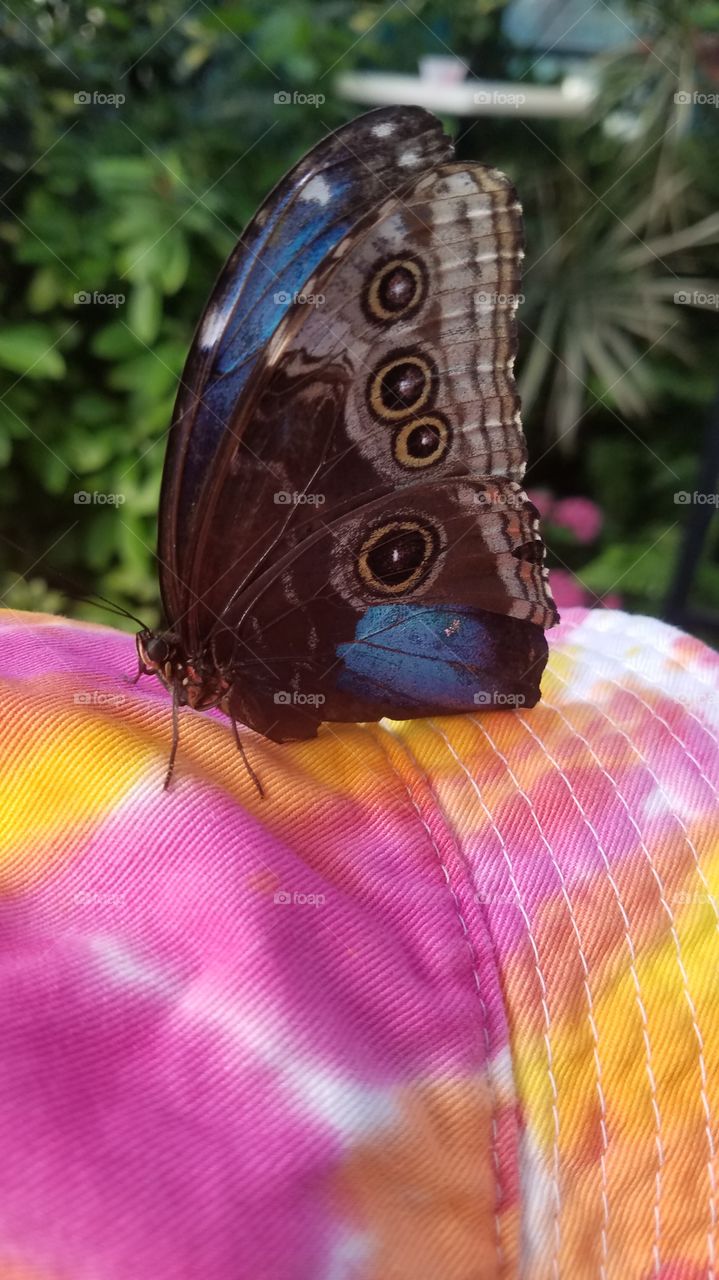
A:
[141,107,558,766]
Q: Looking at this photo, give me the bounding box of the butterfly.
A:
[136,105,559,788]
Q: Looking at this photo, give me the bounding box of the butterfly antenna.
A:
[0,534,151,630]
[231,717,265,800]
[163,683,180,790]
[82,591,150,630]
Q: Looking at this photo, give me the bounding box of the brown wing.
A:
[157,107,453,623]
[183,163,532,648]
[210,477,556,741]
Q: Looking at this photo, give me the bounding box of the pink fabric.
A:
[1,606,718,1278]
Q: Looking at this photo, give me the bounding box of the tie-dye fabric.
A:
[1,605,718,1280]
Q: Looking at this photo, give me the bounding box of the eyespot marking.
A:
[367,350,437,422]
[394,414,451,469]
[357,519,440,595]
[362,255,428,325]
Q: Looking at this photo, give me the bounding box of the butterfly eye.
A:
[394,414,451,469]
[363,255,427,324]
[368,350,437,422]
[358,520,439,595]
[143,634,172,664]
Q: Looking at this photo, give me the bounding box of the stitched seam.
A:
[429,716,561,1280]
[544,690,669,1277]
[516,712,610,1280]
[552,666,718,1279]
[575,615,719,700]
[570,634,719,800]
[368,722,505,1276]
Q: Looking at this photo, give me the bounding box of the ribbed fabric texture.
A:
[0,606,718,1280]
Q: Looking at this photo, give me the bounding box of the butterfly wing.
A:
[158,107,453,620]
[181,160,535,651]
[217,477,555,741]
[159,109,558,742]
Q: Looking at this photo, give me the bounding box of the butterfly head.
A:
[135,628,263,794]
[136,628,222,710]
[137,628,178,680]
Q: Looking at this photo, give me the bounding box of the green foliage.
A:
[1,0,718,630]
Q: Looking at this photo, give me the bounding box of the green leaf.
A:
[0,325,65,379]
[128,281,162,345]
[74,392,113,424]
[0,430,11,466]
[107,350,178,397]
[118,237,173,284]
[91,322,142,360]
[161,233,190,295]
[27,266,64,313]
[66,428,118,473]
[90,156,154,193]
[581,528,681,602]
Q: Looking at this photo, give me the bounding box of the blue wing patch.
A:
[336,604,504,709]
[198,177,353,427]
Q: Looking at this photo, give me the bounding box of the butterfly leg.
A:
[230,717,265,800]
[163,682,180,790]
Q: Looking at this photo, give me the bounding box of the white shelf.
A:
[335,71,596,119]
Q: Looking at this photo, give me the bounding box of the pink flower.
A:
[549,570,622,611]
[548,569,587,608]
[551,496,603,544]
[526,487,554,519]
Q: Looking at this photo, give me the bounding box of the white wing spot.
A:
[199,306,228,350]
[372,122,395,138]
[301,175,331,205]
[398,150,420,167]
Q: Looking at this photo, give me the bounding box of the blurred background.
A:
[1,0,718,635]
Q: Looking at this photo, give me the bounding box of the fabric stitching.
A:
[516,712,611,1280]
[429,717,562,1280]
[552,664,719,1279]
[368,722,505,1275]
[570,633,719,799]
[545,689,670,1278]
